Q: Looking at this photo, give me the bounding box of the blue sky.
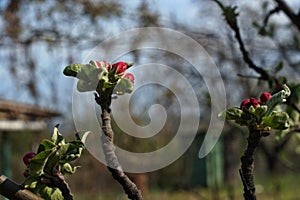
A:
[0,0,299,111]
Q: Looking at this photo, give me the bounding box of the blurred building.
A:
[0,100,60,179]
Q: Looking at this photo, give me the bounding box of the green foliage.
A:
[23,126,89,200]
[219,85,291,132]
[262,111,290,130]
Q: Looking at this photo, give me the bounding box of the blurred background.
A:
[0,0,300,199]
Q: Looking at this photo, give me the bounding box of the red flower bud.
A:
[240,99,251,109]
[111,62,128,74]
[260,92,272,104]
[240,98,260,109]
[95,61,101,68]
[23,152,36,166]
[250,98,260,108]
[123,73,134,83]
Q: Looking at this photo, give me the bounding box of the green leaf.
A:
[254,105,268,118]
[77,79,97,92]
[80,64,100,81]
[58,143,81,163]
[218,107,243,120]
[29,149,56,176]
[23,176,39,189]
[266,84,291,115]
[61,163,79,175]
[262,111,290,130]
[40,186,63,200]
[22,126,89,200]
[76,131,90,144]
[37,139,56,153]
[274,61,283,74]
[213,0,239,29]
[51,126,65,145]
[113,77,134,95]
[63,64,82,77]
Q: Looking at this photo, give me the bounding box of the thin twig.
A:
[263,7,281,28]
[213,0,274,82]
[237,74,263,80]
[273,0,300,32]
[231,19,270,81]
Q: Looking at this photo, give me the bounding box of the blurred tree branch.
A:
[0,175,43,200]
[273,0,300,32]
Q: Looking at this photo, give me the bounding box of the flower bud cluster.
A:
[240,92,272,109]
[95,61,134,83]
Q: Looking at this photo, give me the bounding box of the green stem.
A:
[239,128,262,200]
[95,93,143,200]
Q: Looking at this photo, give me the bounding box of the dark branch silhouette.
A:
[0,175,43,200]
[239,128,262,200]
[273,0,300,32]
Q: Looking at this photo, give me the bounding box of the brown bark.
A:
[0,175,43,200]
[239,128,262,200]
[95,93,143,200]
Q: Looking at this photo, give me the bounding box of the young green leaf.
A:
[75,131,90,144]
[274,61,283,74]
[262,111,290,130]
[40,186,63,200]
[51,126,65,145]
[218,107,243,120]
[113,77,134,95]
[266,84,291,115]
[37,139,56,153]
[63,64,82,77]
[254,105,268,118]
[61,163,79,175]
[29,149,56,176]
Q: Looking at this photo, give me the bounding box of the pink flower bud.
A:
[260,92,272,104]
[23,152,36,166]
[123,73,134,83]
[111,62,128,74]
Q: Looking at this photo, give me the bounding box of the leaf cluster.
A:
[23,126,89,199]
